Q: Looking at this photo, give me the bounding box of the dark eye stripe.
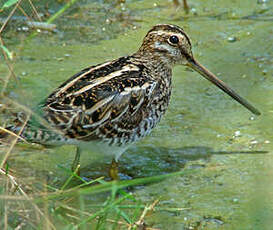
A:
[180,32,192,48]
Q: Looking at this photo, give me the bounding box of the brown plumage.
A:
[3,24,260,173]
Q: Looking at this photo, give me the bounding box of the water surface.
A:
[1,0,272,229]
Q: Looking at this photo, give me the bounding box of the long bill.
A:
[186,58,261,116]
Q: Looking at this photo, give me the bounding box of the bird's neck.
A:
[130,52,173,93]
[131,50,173,73]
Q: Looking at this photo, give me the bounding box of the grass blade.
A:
[1,0,19,10]
[0,45,13,60]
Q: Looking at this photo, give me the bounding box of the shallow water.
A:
[1,0,273,229]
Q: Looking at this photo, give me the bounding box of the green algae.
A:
[0,0,273,229]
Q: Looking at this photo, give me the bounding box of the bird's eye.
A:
[169,35,179,44]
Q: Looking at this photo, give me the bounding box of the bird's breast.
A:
[105,73,172,146]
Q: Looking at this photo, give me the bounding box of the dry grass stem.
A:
[0,168,56,230]
[14,222,26,230]
[3,97,64,137]
[0,113,30,169]
[0,194,31,200]
[57,202,129,227]
[18,5,33,21]
[0,0,23,33]
[28,0,42,21]
[129,199,160,230]
[0,127,28,143]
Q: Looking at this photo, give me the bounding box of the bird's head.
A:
[138,24,193,66]
[137,24,261,116]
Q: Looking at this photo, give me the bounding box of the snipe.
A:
[3,24,260,179]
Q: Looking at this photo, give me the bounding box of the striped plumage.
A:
[42,56,170,147]
[23,24,189,148]
[4,24,260,174]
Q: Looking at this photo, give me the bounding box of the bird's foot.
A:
[109,159,120,180]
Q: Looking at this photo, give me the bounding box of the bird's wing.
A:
[42,57,157,140]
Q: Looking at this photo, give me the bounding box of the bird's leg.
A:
[71,146,81,173]
[109,158,120,180]
[183,0,189,13]
[173,0,189,14]
[173,0,180,7]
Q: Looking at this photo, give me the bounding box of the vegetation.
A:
[0,1,187,229]
[1,0,272,229]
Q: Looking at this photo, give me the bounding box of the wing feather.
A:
[41,57,157,140]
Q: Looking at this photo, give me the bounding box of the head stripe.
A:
[147,24,191,48]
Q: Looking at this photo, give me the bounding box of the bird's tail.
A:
[1,111,67,146]
[0,112,28,144]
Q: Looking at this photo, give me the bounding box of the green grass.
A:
[0,159,192,229]
[0,1,167,229]
[0,3,187,227]
[1,0,272,229]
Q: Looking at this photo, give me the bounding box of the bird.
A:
[1,24,261,179]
